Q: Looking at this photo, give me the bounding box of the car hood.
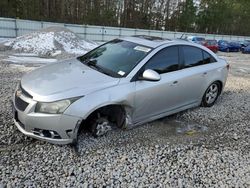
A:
[21,58,120,102]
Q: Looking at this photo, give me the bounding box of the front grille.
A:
[15,96,29,111]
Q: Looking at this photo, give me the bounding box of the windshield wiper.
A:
[86,59,97,67]
[86,59,102,72]
[86,59,115,77]
[77,57,121,78]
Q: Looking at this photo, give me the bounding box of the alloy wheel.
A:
[205,83,219,104]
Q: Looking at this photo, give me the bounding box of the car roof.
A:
[120,35,194,48]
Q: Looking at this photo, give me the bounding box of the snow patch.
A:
[4,27,98,57]
[51,50,62,57]
[8,64,36,72]
[4,55,57,64]
[0,38,11,44]
[9,32,55,56]
[13,53,40,57]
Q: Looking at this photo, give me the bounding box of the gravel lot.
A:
[0,52,249,187]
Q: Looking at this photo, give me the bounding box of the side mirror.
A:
[141,69,161,81]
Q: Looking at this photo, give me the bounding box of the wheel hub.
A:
[95,120,112,136]
[205,84,218,104]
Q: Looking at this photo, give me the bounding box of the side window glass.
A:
[144,46,179,74]
[183,46,203,68]
[203,51,217,64]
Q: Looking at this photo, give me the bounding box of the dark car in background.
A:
[204,40,218,53]
[240,40,250,47]
[187,36,206,45]
[218,40,241,52]
[240,40,250,51]
[242,44,250,54]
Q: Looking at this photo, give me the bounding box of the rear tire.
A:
[201,82,221,107]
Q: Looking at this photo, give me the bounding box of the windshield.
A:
[78,39,152,77]
[230,41,240,46]
[219,40,229,45]
[195,37,205,41]
[207,40,217,45]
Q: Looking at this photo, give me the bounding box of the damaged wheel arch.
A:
[77,104,133,138]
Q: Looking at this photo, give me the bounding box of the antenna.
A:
[180,33,186,39]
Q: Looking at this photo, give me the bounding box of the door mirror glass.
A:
[141,69,161,81]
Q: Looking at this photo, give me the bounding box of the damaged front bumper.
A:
[12,92,82,145]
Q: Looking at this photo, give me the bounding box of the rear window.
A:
[183,46,204,68]
[182,46,217,68]
[203,51,216,64]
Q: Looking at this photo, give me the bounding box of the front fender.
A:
[63,82,135,119]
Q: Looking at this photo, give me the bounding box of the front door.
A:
[133,46,183,122]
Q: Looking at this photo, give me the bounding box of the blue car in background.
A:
[240,40,250,51]
[218,40,241,52]
[240,40,250,47]
[187,36,205,45]
[242,45,250,54]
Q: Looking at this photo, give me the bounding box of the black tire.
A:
[201,82,221,107]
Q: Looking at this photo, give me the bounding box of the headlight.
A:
[35,97,81,114]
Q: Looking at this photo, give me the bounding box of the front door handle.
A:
[171,81,178,86]
[203,72,207,76]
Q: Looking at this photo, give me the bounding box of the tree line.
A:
[0,0,250,36]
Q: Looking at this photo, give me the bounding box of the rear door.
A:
[177,45,212,105]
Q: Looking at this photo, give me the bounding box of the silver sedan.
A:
[13,36,229,144]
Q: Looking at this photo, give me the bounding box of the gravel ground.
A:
[0,52,250,187]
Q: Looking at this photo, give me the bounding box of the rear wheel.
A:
[201,82,221,107]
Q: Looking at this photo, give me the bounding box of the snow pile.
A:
[4,27,98,56]
[54,31,96,54]
[0,38,10,43]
